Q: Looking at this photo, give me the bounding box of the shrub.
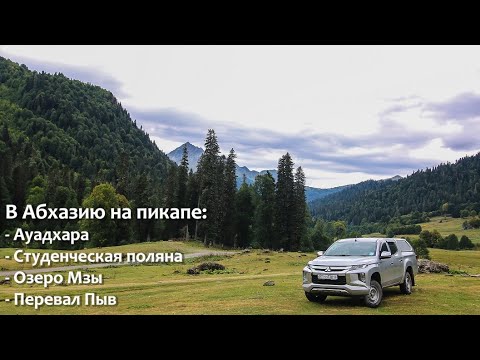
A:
[409,238,430,259]
[459,235,475,250]
[386,224,422,237]
[442,234,459,250]
[471,218,480,228]
[430,230,442,248]
[419,230,432,246]
[464,218,480,229]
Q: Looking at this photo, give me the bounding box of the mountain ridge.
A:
[309,153,480,224]
[0,56,173,243]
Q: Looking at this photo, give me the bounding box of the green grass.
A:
[1,245,479,314]
[430,248,480,274]
[364,216,480,244]
[395,216,480,243]
[416,216,480,243]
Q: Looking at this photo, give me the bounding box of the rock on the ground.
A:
[187,267,200,275]
[418,259,449,273]
[263,280,275,286]
[196,262,225,271]
[187,262,225,275]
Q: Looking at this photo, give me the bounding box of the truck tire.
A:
[305,292,327,302]
[364,280,382,308]
[400,271,413,295]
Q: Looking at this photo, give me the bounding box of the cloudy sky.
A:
[1,45,480,188]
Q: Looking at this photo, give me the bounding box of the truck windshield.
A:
[324,241,377,256]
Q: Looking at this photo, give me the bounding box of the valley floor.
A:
[1,242,479,315]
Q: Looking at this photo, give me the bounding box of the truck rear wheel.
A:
[364,280,382,308]
[305,292,327,302]
[400,271,413,294]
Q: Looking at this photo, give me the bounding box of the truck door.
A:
[387,240,404,284]
[378,241,395,286]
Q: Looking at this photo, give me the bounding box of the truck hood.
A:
[310,256,376,267]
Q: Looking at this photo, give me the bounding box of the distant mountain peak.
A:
[167,142,204,171]
[183,141,198,148]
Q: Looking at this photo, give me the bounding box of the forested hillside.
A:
[0,56,173,244]
[310,153,480,225]
[0,57,311,251]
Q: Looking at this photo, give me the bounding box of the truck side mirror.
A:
[317,251,324,257]
[380,251,391,259]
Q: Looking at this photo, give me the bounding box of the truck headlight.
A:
[303,271,311,284]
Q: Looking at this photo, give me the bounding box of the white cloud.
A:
[409,138,478,164]
[2,45,480,187]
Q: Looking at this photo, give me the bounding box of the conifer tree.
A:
[253,172,275,249]
[235,175,254,248]
[222,149,237,246]
[275,153,295,250]
[197,129,222,245]
[186,169,200,240]
[176,144,189,208]
[292,166,307,251]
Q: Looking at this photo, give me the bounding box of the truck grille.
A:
[312,275,347,285]
[310,265,350,272]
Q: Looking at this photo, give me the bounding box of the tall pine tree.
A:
[235,175,254,248]
[176,144,189,238]
[222,149,237,246]
[253,171,275,249]
[176,144,189,208]
[186,169,200,240]
[197,129,222,245]
[275,153,295,250]
[292,166,307,251]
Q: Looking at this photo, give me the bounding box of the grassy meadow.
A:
[1,242,479,314]
[364,216,480,244]
[398,216,480,243]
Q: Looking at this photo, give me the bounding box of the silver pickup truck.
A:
[303,237,418,307]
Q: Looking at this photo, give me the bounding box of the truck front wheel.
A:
[364,280,383,308]
[305,292,327,302]
[400,271,413,294]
